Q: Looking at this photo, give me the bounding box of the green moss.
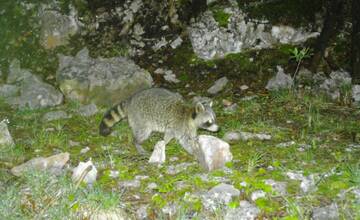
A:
[212,8,231,28]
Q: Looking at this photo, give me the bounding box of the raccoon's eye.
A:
[203,121,212,127]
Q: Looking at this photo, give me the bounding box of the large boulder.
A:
[56,48,153,106]
[11,152,70,176]
[38,3,82,49]
[189,5,319,60]
[1,59,63,109]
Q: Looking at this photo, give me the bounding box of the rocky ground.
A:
[0,0,360,219]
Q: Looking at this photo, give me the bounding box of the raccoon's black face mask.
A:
[193,101,220,132]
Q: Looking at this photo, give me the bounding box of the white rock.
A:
[223,131,271,142]
[135,175,149,180]
[312,203,339,220]
[42,110,69,121]
[264,179,287,195]
[149,140,166,164]
[266,66,293,91]
[276,141,296,148]
[166,162,193,175]
[163,70,180,83]
[136,205,149,220]
[0,120,14,148]
[207,77,229,94]
[251,190,266,201]
[109,170,119,178]
[162,203,177,217]
[152,37,168,51]
[170,36,183,49]
[89,208,128,220]
[202,183,240,210]
[119,179,140,189]
[11,152,70,176]
[80,146,90,154]
[225,200,260,220]
[197,135,233,171]
[240,85,249,91]
[147,182,158,190]
[352,85,360,103]
[286,171,316,193]
[189,8,319,60]
[72,160,98,185]
[78,103,98,117]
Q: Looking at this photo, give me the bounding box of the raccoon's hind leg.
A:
[133,128,152,155]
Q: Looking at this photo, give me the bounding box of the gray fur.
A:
[99,88,219,156]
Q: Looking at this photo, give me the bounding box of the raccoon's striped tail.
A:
[99,102,127,136]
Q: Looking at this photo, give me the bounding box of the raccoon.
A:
[99,88,219,156]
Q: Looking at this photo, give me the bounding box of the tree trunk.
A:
[311,0,345,72]
[351,0,360,83]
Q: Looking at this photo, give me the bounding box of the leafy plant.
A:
[247,152,264,173]
[289,47,312,84]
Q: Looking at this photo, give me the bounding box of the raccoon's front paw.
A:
[148,141,166,164]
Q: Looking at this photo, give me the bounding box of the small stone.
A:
[69,140,80,147]
[312,203,339,220]
[265,66,293,91]
[251,190,266,201]
[135,175,149,180]
[109,170,119,178]
[152,37,168,51]
[166,162,193,175]
[42,110,69,122]
[154,68,165,74]
[11,152,70,176]
[0,84,19,98]
[169,156,179,162]
[240,85,249,91]
[286,171,316,193]
[264,179,287,195]
[224,103,238,113]
[202,183,240,210]
[223,131,271,142]
[170,36,183,49]
[78,103,98,117]
[222,99,233,107]
[352,85,360,103]
[241,95,258,101]
[80,146,90,154]
[240,181,247,187]
[197,135,233,171]
[0,120,14,148]
[72,160,98,185]
[224,200,260,220]
[119,179,140,189]
[89,208,129,220]
[175,181,189,190]
[207,77,229,94]
[136,205,149,220]
[147,182,158,190]
[162,203,177,217]
[276,141,296,148]
[163,70,180,83]
[149,141,166,164]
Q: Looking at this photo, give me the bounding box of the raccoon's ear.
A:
[195,102,205,113]
[209,101,213,107]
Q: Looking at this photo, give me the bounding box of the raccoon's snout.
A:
[99,122,112,136]
[200,121,220,132]
[205,123,220,132]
